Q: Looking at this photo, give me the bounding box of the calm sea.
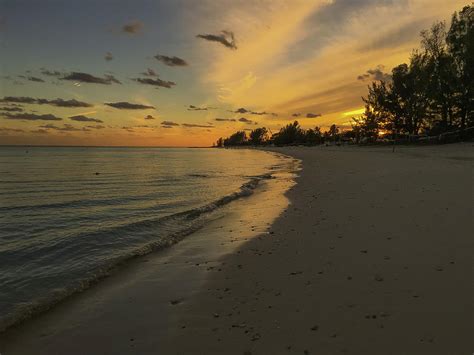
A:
[0,146,293,331]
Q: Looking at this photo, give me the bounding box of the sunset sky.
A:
[0,0,467,146]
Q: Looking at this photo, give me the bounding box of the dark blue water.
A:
[0,147,292,330]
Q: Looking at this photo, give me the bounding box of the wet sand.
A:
[1,144,473,354]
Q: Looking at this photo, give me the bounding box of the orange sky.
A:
[0,0,467,146]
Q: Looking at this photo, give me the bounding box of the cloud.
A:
[196,30,237,50]
[40,69,63,77]
[141,68,158,77]
[39,123,90,132]
[134,77,176,89]
[2,112,62,121]
[0,106,23,112]
[61,72,121,85]
[182,123,214,128]
[357,65,392,82]
[69,115,103,123]
[154,54,188,67]
[161,120,180,126]
[86,125,105,130]
[306,113,322,118]
[105,52,113,61]
[238,117,255,124]
[30,129,49,134]
[27,76,45,83]
[0,127,24,133]
[292,113,301,117]
[0,96,92,108]
[122,21,143,34]
[188,105,212,111]
[230,107,276,116]
[144,115,156,120]
[215,118,236,122]
[105,102,155,110]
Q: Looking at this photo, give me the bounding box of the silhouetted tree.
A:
[249,127,268,145]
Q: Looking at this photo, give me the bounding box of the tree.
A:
[223,131,247,146]
[272,121,305,145]
[249,127,268,145]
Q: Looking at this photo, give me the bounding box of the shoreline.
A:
[0,150,300,353]
[1,143,472,354]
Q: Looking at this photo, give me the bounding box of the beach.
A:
[1,143,472,355]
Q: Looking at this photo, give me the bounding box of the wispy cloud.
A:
[69,115,103,123]
[0,96,92,108]
[61,72,121,85]
[182,123,214,128]
[306,113,321,118]
[105,102,155,110]
[197,30,237,50]
[122,21,143,34]
[144,115,156,120]
[215,118,236,122]
[104,52,113,61]
[154,54,188,67]
[2,112,62,121]
[357,65,392,82]
[134,77,175,89]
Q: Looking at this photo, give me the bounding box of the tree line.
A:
[215,5,472,148]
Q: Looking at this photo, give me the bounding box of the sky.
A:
[0,0,467,146]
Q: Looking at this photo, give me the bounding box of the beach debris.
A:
[289,271,303,276]
[251,333,261,341]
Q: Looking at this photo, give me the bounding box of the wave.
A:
[0,173,274,333]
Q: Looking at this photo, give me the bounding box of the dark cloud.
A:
[238,117,256,125]
[39,123,91,132]
[104,52,113,61]
[292,113,301,117]
[196,30,237,50]
[0,96,92,108]
[40,69,63,77]
[215,118,236,122]
[144,115,156,120]
[154,54,188,67]
[134,77,176,89]
[141,68,158,77]
[30,129,48,134]
[182,123,214,128]
[86,125,105,130]
[38,98,93,108]
[230,107,277,116]
[0,96,36,104]
[122,21,143,34]
[0,106,23,112]
[188,105,210,111]
[105,102,155,110]
[2,112,62,121]
[61,72,122,85]
[0,127,24,133]
[27,76,45,83]
[306,113,322,118]
[161,120,180,126]
[69,115,103,123]
[357,65,392,82]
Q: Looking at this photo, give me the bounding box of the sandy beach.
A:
[1,144,472,355]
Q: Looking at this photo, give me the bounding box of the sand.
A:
[1,143,472,355]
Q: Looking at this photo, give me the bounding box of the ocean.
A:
[0,146,295,331]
